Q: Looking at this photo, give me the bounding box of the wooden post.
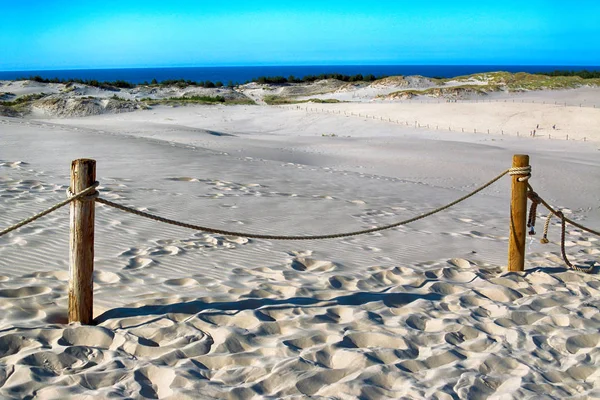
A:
[508,154,529,272]
[69,159,96,324]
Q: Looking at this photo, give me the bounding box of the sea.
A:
[0,65,597,84]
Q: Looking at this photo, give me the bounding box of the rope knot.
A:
[66,182,99,201]
[509,165,531,182]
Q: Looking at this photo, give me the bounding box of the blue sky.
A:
[1,0,599,71]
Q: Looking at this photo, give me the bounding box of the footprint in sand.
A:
[149,245,184,256]
[291,257,337,272]
[442,268,477,282]
[287,250,313,257]
[125,256,155,270]
[0,286,52,298]
[475,286,523,303]
[565,333,600,354]
[119,247,144,257]
[30,271,69,281]
[447,258,473,269]
[93,270,120,284]
[164,278,198,287]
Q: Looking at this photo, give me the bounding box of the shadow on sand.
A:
[524,262,597,275]
[95,290,443,324]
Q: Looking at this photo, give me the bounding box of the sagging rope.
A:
[95,168,509,240]
[1,170,509,240]
[1,168,597,274]
[527,183,598,274]
[0,183,99,238]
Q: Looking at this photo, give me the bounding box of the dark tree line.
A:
[534,70,600,79]
[18,75,136,89]
[15,75,227,89]
[15,72,386,89]
[252,73,381,85]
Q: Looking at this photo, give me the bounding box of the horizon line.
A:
[2,63,600,73]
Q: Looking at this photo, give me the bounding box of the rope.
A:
[2,169,596,274]
[0,183,99,238]
[527,190,541,235]
[527,183,597,273]
[527,183,600,237]
[555,211,593,273]
[95,169,510,240]
[541,212,552,244]
[509,166,531,181]
[66,187,99,201]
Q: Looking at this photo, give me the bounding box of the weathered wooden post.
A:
[69,159,96,324]
[508,154,529,272]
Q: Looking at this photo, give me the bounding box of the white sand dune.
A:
[0,90,599,398]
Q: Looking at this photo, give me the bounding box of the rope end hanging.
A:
[526,190,540,236]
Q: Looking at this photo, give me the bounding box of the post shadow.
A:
[95,290,443,324]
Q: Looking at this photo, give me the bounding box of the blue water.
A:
[0,65,597,84]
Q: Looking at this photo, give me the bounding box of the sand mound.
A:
[0,256,598,398]
[32,95,143,117]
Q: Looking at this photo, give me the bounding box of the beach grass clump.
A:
[382,84,500,99]
[167,95,226,103]
[506,74,600,91]
[0,93,50,111]
[142,95,255,106]
[443,72,600,91]
[263,95,342,105]
[263,95,296,105]
[307,98,341,103]
[0,92,51,115]
[0,92,48,105]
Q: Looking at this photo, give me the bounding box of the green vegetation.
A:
[254,73,380,85]
[167,95,226,103]
[142,95,255,106]
[0,92,48,106]
[11,70,600,93]
[13,72,386,89]
[383,84,501,99]
[307,98,341,103]
[18,75,135,89]
[534,70,600,79]
[0,92,50,114]
[263,95,342,105]
[262,95,295,105]
[15,76,227,90]
[444,71,600,91]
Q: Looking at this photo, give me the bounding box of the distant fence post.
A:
[69,159,96,324]
[508,154,529,272]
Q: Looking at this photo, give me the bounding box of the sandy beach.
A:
[1,79,599,399]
